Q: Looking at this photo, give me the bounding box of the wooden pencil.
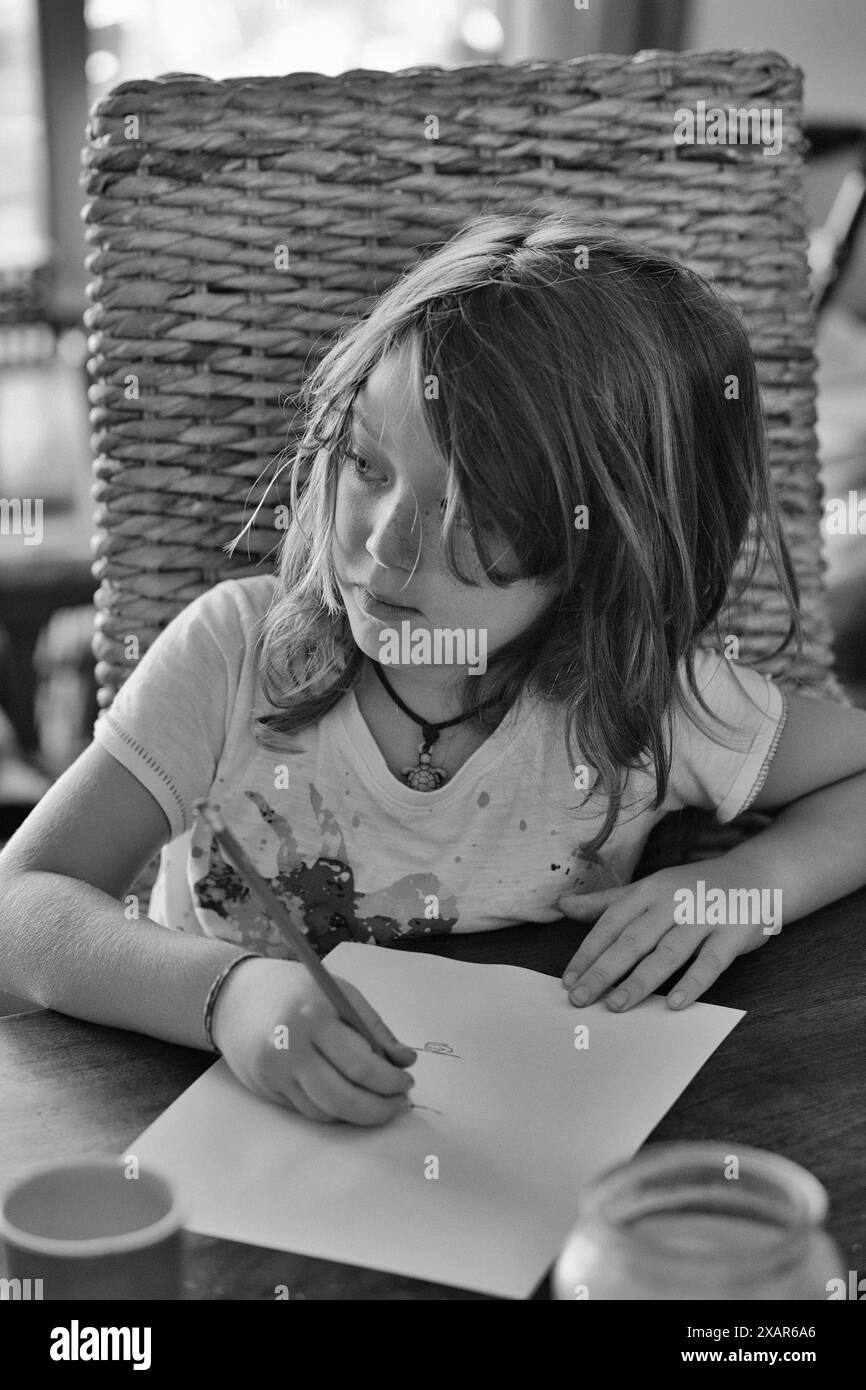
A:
[193,799,402,1063]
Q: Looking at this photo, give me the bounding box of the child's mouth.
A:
[356,586,420,620]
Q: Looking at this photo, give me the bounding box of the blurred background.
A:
[0,0,865,842]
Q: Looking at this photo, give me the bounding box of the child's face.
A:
[331,342,561,674]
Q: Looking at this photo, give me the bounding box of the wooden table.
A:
[2,888,864,1300]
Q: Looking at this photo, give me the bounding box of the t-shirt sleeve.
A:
[91,581,249,839]
[665,647,789,825]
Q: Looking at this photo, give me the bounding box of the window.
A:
[83,0,487,99]
[0,0,50,315]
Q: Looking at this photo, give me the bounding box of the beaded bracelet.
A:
[203,951,261,1054]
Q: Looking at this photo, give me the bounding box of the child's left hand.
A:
[557,858,775,1012]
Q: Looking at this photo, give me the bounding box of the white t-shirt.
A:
[92,575,788,958]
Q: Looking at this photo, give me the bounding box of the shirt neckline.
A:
[330,683,536,810]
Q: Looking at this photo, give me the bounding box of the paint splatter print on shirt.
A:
[93,576,788,958]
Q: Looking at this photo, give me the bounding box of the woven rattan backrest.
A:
[82,49,846,712]
[81,51,849,882]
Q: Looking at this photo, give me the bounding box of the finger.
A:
[315,1017,415,1097]
[297,1046,410,1127]
[562,899,653,989]
[556,887,628,921]
[274,1074,338,1124]
[335,978,418,1068]
[599,927,705,1012]
[665,939,737,1010]
[566,908,671,1005]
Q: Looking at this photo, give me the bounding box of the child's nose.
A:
[364,499,426,571]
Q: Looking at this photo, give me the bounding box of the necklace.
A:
[370,660,503,791]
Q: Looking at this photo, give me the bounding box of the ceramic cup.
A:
[0,1156,186,1300]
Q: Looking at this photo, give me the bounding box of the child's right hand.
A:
[210,957,417,1126]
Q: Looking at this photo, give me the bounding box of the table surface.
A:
[2,887,864,1300]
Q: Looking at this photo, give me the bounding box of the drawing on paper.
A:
[408,1041,463,1058]
[401,1042,463,1114]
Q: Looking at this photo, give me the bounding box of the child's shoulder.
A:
[671,643,782,750]
[676,644,774,707]
[194,571,278,626]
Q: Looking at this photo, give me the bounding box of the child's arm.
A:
[0,741,416,1124]
[558,694,866,1012]
[0,741,252,1049]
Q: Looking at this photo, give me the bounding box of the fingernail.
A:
[606,989,627,1010]
[570,986,590,1005]
[563,972,577,987]
[669,990,685,1009]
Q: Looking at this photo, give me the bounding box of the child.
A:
[2,213,866,1128]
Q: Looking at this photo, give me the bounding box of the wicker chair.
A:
[80,49,849,899]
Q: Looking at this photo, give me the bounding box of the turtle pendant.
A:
[403,742,448,791]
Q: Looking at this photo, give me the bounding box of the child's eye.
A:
[343,449,378,483]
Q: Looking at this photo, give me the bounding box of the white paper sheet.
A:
[131,944,743,1299]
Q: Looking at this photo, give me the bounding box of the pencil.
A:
[193,799,403,1064]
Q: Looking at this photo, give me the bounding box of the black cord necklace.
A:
[370,659,503,791]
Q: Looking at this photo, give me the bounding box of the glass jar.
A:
[552,1142,844,1300]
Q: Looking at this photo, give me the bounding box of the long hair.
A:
[232,211,801,868]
